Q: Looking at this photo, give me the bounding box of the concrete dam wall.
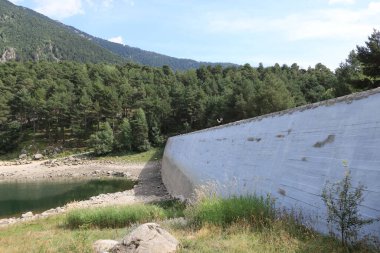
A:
[162,88,380,236]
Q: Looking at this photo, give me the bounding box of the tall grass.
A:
[66,204,165,229]
[185,195,275,228]
[65,200,186,229]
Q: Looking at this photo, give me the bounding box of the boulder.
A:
[93,240,119,253]
[111,223,179,253]
[33,154,44,160]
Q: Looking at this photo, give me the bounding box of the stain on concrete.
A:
[313,134,335,148]
[278,188,286,196]
[247,137,262,142]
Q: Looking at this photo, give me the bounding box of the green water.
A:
[0,179,136,218]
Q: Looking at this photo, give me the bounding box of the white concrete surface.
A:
[162,88,380,237]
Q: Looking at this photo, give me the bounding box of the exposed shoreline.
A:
[0,159,170,227]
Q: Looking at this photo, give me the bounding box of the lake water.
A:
[0,179,136,218]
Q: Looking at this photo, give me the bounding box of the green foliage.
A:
[321,168,378,246]
[0,120,21,154]
[0,33,377,155]
[356,29,380,88]
[131,108,150,152]
[89,122,114,155]
[185,195,275,228]
[115,118,132,151]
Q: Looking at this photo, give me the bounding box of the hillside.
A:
[91,36,236,71]
[0,0,235,70]
[0,0,125,64]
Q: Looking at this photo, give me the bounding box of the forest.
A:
[0,30,379,155]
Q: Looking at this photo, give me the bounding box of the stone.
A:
[93,240,119,253]
[111,223,178,253]
[19,154,27,159]
[112,171,125,177]
[21,211,33,218]
[33,154,44,160]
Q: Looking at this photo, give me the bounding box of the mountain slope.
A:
[91,37,235,71]
[0,0,125,64]
[0,0,236,70]
[64,25,236,71]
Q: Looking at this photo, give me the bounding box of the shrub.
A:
[322,168,378,246]
[185,195,275,228]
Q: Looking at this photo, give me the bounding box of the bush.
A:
[89,122,114,155]
[322,168,378,246]
[185,195,275,228]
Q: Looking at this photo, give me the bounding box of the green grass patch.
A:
[185,195,275,228]
[95,147,164,163]
[65,204,165,229]
[65,200,184,229]
[0,215,127,253]
[1,199,378,253]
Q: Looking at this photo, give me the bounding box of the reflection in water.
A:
[0,179,136,218]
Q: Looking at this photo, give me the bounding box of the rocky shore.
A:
[0,159,170,228]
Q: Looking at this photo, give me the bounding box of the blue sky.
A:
[9,0,380,69]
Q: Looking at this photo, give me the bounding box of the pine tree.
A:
[116,118,132,151]
[89,122,114,155]
[131,108,150,152]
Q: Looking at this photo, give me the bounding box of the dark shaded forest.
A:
[0,30,379,155]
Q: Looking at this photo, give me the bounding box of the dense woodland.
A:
[0,30,379,155]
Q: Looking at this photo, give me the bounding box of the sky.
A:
[8,0,380,70]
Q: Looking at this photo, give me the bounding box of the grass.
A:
[185,195,275,228]
[66,204,166,229]
[95,147,164,163]
[1,198,378,253]
[0,216,128,253]
[65,200,185,229]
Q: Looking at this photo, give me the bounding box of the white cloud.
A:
[33,0,84,19]
[108,36,124,44]
[206,1,380,41]
[328,0,355,5]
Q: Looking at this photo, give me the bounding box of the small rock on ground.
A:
[93,240,119,253]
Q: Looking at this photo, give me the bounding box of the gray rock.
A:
[19,154,27,159]
[111,223,178,253]
[21,211,33,218]
[93,240,119,253]
[33,154,44,160]
[112,171,125,177]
